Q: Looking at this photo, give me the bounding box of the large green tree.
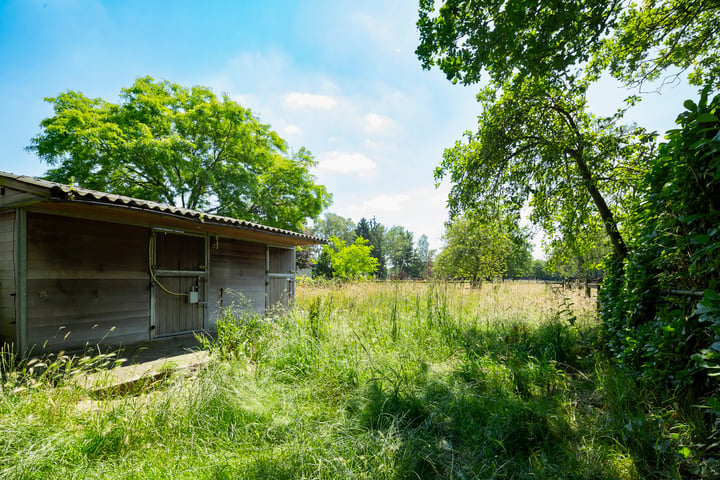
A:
[312,212,357,244]
[505,228,534,279]
[321,236,379,281]
[436,79,656,259]
[355,217,387,279]
[27,77,331,231]
[385,225,417,279]
[434,213,513,284]
[416,0,719,260]
[417,0,720,90]
[413,234,435,279]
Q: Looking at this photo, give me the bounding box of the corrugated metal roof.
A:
[0,172,326,244]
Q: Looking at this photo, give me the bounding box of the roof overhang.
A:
[0,172,327,247]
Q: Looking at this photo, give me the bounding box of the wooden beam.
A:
[14,208,26,356]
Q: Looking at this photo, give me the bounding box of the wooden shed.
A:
[0,172,324,356]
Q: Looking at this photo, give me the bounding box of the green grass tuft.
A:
[0,281,715,479]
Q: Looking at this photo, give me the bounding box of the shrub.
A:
[600,87,720,459]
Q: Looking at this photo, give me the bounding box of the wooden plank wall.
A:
[208,237,265,329]
[25,213,151,352]
[0,211,15,346]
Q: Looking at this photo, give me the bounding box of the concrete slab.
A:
[74,334,210,397]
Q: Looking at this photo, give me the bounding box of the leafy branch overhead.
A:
[417,0,720,90]
[417,0,717,260]
[27,77,331,231]
[436,80,656,259]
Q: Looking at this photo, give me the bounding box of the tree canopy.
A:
[309,215,435,280]
[321,236,379,281]
[434,213,521,283]
[311,212,357,245]
[417,0,720,89]
[355,217,387,279]
[436,79,656,259]
[417,0,717,260]
[27,77,331,231]
[385,226,422,279]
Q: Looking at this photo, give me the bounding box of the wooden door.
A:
[266,247,295,310]
[151,231,207,337]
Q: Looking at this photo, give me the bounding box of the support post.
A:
[14,209,27,356]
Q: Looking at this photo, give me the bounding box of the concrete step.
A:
[75,348,209,398]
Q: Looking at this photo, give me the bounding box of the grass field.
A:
[0,281,713,479]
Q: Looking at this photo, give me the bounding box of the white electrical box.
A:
[188,290,199,304]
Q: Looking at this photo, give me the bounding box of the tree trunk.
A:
[572,152,628,259]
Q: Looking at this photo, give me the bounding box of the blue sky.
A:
[0,0,700,253]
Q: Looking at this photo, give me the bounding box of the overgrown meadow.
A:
[1,282,714,479]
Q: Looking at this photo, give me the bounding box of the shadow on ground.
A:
[115,333,205,366]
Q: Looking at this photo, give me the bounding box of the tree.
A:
[594,0,720,89]
[27,77,331,231]
[416,0,718,260]
[436,79,656,260]
[546,234,610,282]
[416,0,720,90]
[312,212,357,244]
[385,226,416,279]
[434,214,512,284]
[531,260,552,281]
[505,228,534,279]
[413,234,435,279]
[355,217,387,279]
[322,236,379,280]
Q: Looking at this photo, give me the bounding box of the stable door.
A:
[151,231,207,337]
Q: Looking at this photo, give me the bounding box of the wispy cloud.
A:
[278,124,302,136]
[317,151,377,176]
[285,92,338,110]
[363,193,409,212]
[336,183,452,249]
[364,112,396,134]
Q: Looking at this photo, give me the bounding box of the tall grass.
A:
[0,281,713,479]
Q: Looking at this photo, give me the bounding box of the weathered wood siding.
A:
[26,213,151,351]
[268,277,294,309]
[267,247,295,309]
[208,238,265,328]
[155,233,205,271]
[0,211,15,346]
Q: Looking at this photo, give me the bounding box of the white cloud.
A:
[364,193,410,213]
[351,10,416,54]
[278,124,302,136]
[364,112,396,133]
[285,92,338,110]
[333,183,451,251]
[317,151,377,176]
[227,93,254,107]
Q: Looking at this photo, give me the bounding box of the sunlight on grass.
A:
[0,281,711,479]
